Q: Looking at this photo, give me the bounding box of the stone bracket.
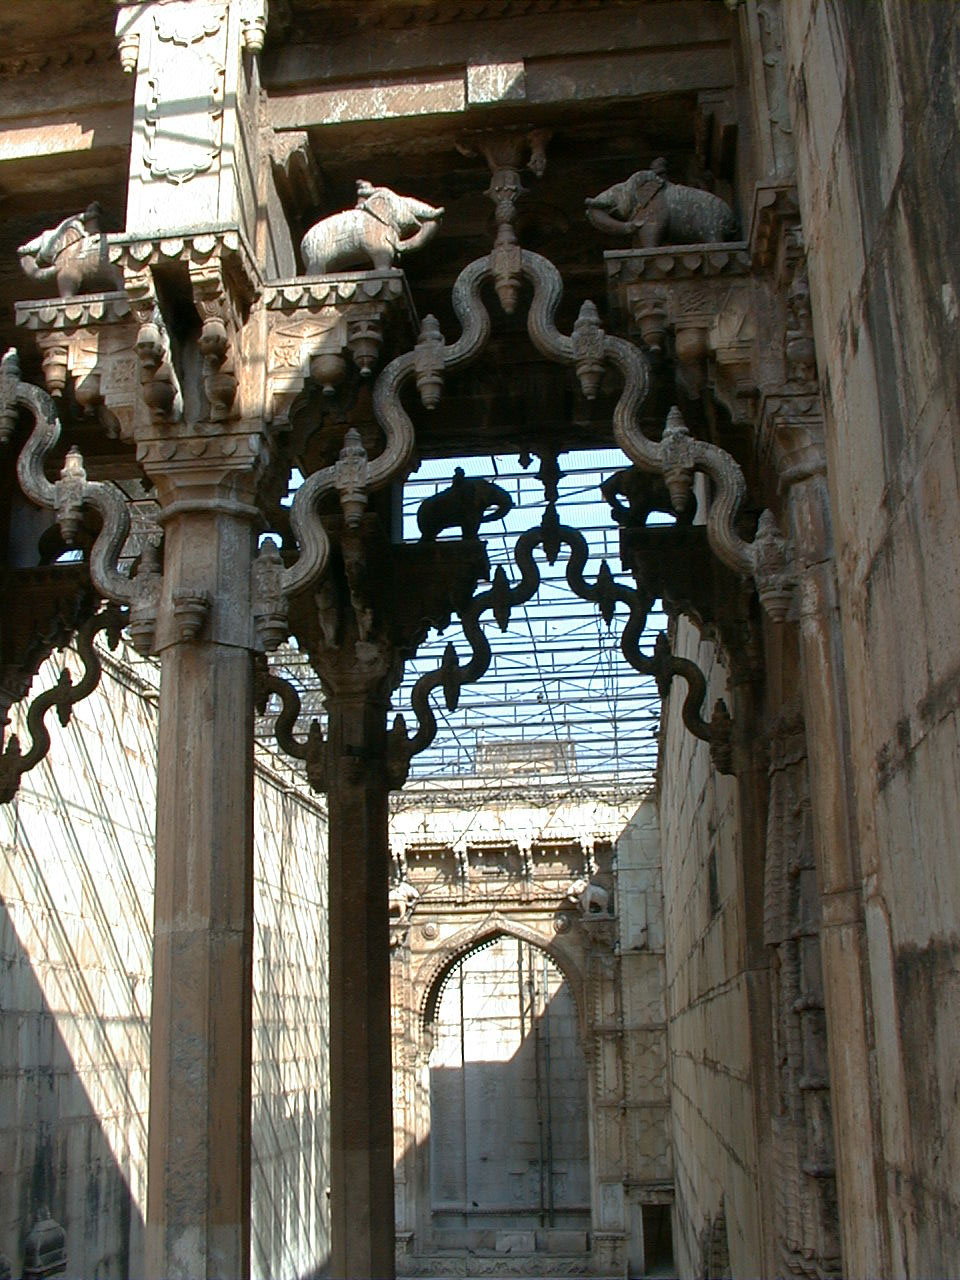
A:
[264,269,419,422]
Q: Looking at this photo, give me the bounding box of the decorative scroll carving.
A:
[0,605,126,803]
[389,491,732,783]
[586,163,739,248]
[12,355,133,607]
[254,659,326,791]
[300,181,444,274]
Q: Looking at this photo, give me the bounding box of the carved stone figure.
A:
[17,203,123,298]
[585,161,738,247]
[389,878,420,922]
[568,876,611,916]
[300,180,444,274]
[601,466,696,528]
[417,468,512,542]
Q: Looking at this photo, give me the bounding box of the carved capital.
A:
[749,181,802,281]
[758,391,826,492]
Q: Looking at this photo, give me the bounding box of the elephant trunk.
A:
[17,251,57,283]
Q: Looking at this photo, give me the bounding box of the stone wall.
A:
[0,644,329,1280]
[659,619,761,1278]
[782,4,960,1274]
[389,785,670,1277]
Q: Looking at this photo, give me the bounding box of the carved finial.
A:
[117,29,139,74]
[660,407,696,513]
[347,316,382,378]
[0,349,20,444]
[172,590,212,642]
[753,509,795,622]
[240,0,269,54]
[253,538,288,651]
[128,539,163,656]
[334,428,369,529]
[415,314,445,409]
[55,447,87,544]
[572,300,606,400]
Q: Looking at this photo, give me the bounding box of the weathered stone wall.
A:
[0,645,329,1279]
[389,786,670,1277]
[782,4,960,1274]
[659,619,761,1278]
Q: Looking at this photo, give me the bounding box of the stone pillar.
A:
[115,0,267,245]
[770,404,889,1278]
[111,226,265,1278]
[146,487,259,1279]
[320,659,396,1280]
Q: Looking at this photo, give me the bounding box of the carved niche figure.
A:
[417,468,512,542]
[585,160,738,247]
[300,180,444,274]
[18,203,123,298]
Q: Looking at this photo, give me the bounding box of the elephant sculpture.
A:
[18,202,123,298]
[585,161,738,247]
[300,180,444,274]
[417,468,513,542]
[567,876,611,917]
[601,466,696,527]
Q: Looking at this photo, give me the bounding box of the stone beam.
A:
[268,45,735,131]
[265,1,733,87]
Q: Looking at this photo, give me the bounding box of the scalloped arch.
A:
[412,913,584,1041]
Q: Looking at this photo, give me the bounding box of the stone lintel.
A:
[267,46,734,131]
[265,2,733,91]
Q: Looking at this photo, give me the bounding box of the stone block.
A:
[495,1230,536,1253]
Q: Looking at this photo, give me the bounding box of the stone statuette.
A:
[416,468,513,542]
[17,203,123,298]
[586,160,738,247]
[300,180,444,274]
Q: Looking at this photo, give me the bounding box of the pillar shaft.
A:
[146,505,257,1280]
[325,682,395,1280]
[785,465,889,1278]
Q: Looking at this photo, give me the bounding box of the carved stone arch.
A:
[412,913,585,1045]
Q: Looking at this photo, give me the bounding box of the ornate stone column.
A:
[763,392,888,1276]
[320,649,397,1280]
[141,420,263,1280]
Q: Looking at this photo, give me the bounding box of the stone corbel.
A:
[109,229,260,432]
[15,293,140,438]
[749,181,802,283]
[603,243,752,398]
[264,271,418,420]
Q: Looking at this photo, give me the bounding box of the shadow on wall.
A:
[0,898,146,1279]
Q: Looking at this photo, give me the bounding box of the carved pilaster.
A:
[116,0,267,243]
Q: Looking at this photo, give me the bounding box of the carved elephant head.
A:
[586,161,738,248]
